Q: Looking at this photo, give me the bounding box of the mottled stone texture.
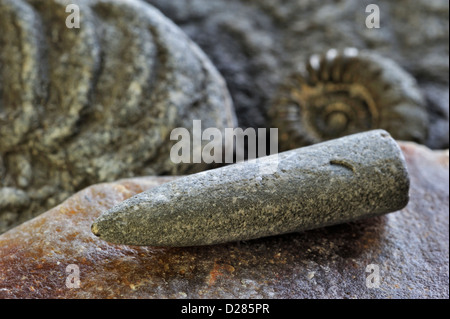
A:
[0,0,236,233]
[0,142,447,299]
[146,0,449,149]
[92,130,410,247]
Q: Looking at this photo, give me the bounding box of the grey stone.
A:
[146,0,449,149]
[92,130,410,246]
[0,0,236,233]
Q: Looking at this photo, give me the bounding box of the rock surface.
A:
[0,142,448,299]
[146,0,449,149]
[0,0,236,233]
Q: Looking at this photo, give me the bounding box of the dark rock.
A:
[146,0,449,148]
[0,0,236,233]
[0,142,447,298]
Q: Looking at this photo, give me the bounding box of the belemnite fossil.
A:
[269,48,429,151]
[0,0,235,233]
[92,130,410,247]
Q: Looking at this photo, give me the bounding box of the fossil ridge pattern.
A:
[0,0,236,232]
[269,49,429,150]
[147,0,449,149]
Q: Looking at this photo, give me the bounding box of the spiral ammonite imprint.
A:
[0,0,236,232]
[269,48,429,151]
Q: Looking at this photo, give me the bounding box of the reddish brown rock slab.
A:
[0,143,448,299]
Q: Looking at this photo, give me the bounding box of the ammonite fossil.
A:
[0,0,236,232]
[269,48,429,151]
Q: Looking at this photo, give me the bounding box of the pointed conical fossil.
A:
[92,130,410,247]
[269,48,429,151]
